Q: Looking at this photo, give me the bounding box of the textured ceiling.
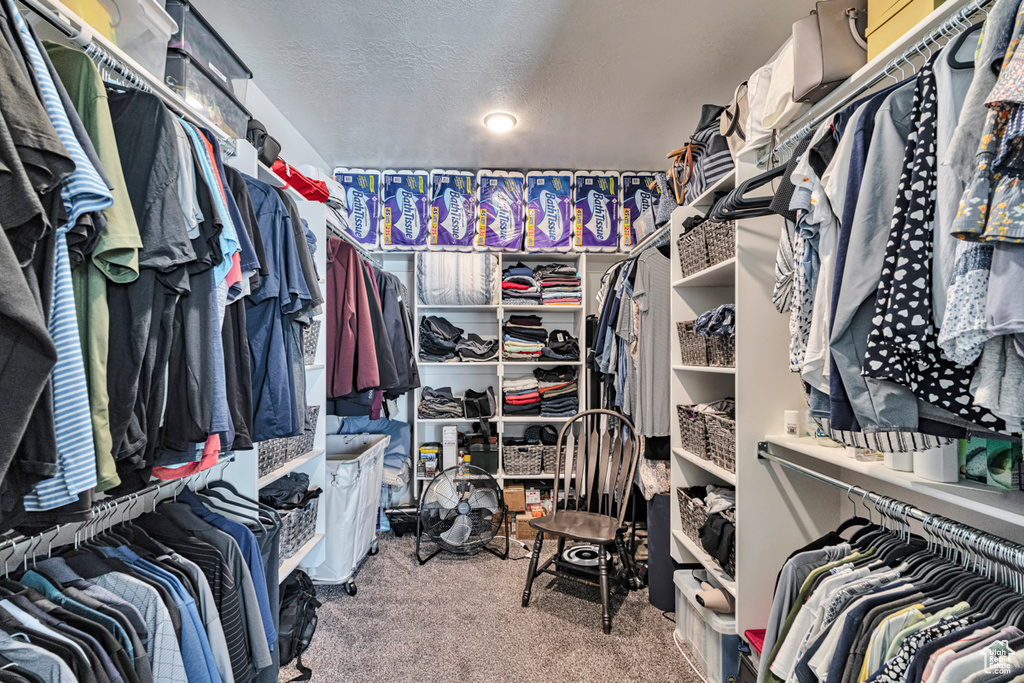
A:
[192,0,810,171]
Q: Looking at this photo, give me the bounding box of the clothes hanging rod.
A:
[326,220,383,266]
[758,0,993,167]
[628,222,671,256]
[18,0,236,155]
[757,442,1024,579]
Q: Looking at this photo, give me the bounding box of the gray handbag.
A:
[792,0,868,104]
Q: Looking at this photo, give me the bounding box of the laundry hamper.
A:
[306,434,391,596]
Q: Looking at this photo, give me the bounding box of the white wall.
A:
[245,82,330,174]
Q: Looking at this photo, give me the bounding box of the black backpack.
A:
[278,570,321,681]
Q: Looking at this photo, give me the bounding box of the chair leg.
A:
[521,532,544,607]
[614,532,641,590]
[598,550,611,634]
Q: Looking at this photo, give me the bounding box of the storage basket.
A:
[703,219,736,267]
[257,438,289,478]
[303,320,321,366]
[677,405,709,459]
[503,443,543,475]
[707,334,736,368]
[279,495,320,561]
[675,488,735,578]
[541,445,559,473]
[677,223,709,279]
[286,406,320,460]
[677,321,709,366]
[705,412,736,474]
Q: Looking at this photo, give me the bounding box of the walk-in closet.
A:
[2,0,1024,681]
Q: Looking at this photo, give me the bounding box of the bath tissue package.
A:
[428,170,476,251]
[380,170,430,250]
[332,167,380,248]
[573,171,620,252]
[475,170,524,251]
[620,172,661,249]
[525,171,573,252]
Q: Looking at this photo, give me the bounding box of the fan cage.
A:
[419,465,504,554]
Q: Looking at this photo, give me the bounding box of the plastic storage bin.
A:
[64,0,176,78]
[675,570,740,683]
[164,0,251,100]
[165,49,250,139]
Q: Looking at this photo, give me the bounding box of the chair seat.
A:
[529,510,625,544]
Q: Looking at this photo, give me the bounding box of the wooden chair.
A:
[520,409,642,633]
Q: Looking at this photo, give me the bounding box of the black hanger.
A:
[948,22,983,70]
[835,516,871,536]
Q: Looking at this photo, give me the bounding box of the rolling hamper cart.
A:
[306,434,391,595]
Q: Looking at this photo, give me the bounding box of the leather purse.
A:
[792,0,868,104]
[721,81,749,157]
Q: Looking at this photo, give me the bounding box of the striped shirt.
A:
[9,1,111,511]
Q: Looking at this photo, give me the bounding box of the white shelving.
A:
[279,533,326,583]
[673,257,736,288]
[257,449,326,488]
[673,448,736,486]
[411,252,592,498]
[673,530,736,595]
[673,365,736,375]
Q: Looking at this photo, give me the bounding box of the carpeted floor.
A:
[278,532,706,682]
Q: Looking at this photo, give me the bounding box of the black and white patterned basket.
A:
[303,320,321,366]
[286,406,320,460]
[503,443,543,475]
[279,495,320,561]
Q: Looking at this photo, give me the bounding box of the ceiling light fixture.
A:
[484,111,517,133]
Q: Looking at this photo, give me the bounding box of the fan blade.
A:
[440,514,473,546]
[430,472,460,510]
[467,488,498,513]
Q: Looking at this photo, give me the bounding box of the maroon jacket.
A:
[326,238,379,397]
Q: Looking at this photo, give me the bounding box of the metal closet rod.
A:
[0,453,235,572]
[18,0,236,155]
[759,0,994,167]
[757,443,1024,583]
[326,220,383,266]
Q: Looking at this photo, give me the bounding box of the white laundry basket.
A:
[306,434,390,595]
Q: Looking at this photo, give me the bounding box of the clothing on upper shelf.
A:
[768,13,1024,447]
[591,247,671,437]
[0,0,325,532]
[325,237,419,418]
[501,315,580,362]
[418,316,499,363]
[501,261,581,305]
[417,386,465,419]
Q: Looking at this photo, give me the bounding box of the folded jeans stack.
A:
[418,386,464,419]
[503,375,541,416]
[501,262,542,305]
[503,314,547,360]
[542,329,580,361]
[536,365,579,417]
[419,316,464,362]
[535,263,582,305]
[420,315,499,363]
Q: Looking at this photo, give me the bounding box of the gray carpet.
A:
[278,532,705,682]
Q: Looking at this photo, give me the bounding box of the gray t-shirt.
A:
[632,249,671,437]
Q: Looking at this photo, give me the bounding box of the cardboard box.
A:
[516,513,538,541]
[867,0,946,60]
[505,484,526,512]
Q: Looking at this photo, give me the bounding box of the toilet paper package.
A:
[475,170,524,251]
[428,170,476,251]
[525,171,573,252]
[332,167,380,248]
[573,171,620,252]
[620,172,661,249]
[380,170,430,250]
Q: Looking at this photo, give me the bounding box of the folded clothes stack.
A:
[542,329,580,361]
[501,261,542,305]
[418,386,464,419]
[535,263,582,306]
[503,375,541,416]
[536,365,579,417]
[503,314,547,360]
[420,316,499,362]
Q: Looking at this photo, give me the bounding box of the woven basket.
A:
[303,319,321,366]
[258,438,289,478]
[707,334,736,368]
[675,487,735,578]
[703,220,736,267]
[503,443,543,475]
[676,405,709,459]
[286,406,321,460]
[279,495,320,561]
[705,412,736,474]
[677,223,709,279]
[541,445,559,473]
[677,321,709,366]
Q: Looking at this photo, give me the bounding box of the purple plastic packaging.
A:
[573,172,620,252]
[621,172,660,249]
[380,170,429,250]
[475,171,524,251]
[332,168,380,248]
[525,171,573,252]
[429,170,476,250]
